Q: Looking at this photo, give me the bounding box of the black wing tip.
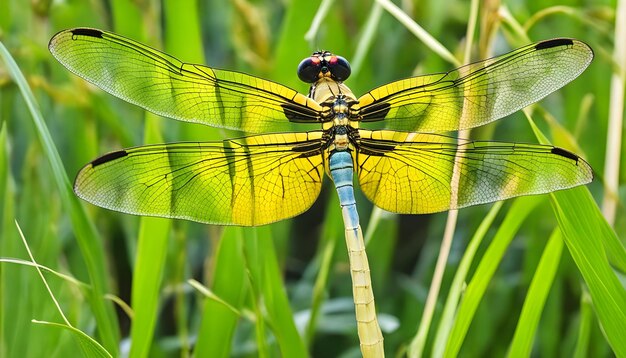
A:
[91,150,128,167]
[69,28,104,38]
[535,38,574,50]
[49,28,104,51]
[551,147,580,162]
[551,147,595,183]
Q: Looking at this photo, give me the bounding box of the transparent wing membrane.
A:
[49,28,323,133]
[358,39,593,132]
[74,132,325,226]
[356,130,593,213]
[51,28,594,223]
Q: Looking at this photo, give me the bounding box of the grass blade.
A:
[0,39,120,353]
[375,0,460,66]
[432,201,503,356]
[306,194,342,346]
[551,187,626,357]
[195,227,248,357]
[601,0,626,224]
[444,196,542,356]
[507,229,563,357]
[574,291,593,358]
[15,220,112,358]
[32,320,112,358]
[128,217,170,357]
[128,114,172,358]
[254,227,308,357]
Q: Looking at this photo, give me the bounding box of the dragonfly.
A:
[49,28,593,357]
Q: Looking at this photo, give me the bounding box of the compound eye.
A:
[328,55,351,81]
[297,57,322,83]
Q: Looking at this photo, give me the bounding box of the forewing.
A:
[358,39,593,132]
[49,28,323,133]
[356,130,593,214]
[75,133,325,226]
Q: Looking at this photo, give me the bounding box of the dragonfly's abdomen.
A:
[329,151,358,228]
[329,150,385,355]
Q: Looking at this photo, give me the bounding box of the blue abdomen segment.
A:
[329,151,360,230]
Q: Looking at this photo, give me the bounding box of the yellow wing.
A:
[356,130,593,213]
[49,28,324,133]
[358,39,593,132]
[75,132,325,226]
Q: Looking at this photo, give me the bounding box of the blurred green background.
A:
[1,0,625,357]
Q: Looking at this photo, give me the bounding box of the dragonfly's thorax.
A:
[309,78,361,153]
[310,79,360,126]
[309,77,356,102]
[332,95,350,124]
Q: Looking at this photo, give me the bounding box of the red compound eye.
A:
[297,56,323,83]
[328,55,351,81]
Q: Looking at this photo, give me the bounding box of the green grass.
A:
[1,0,625,357]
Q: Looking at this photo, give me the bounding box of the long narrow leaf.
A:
[129,115,171,358]
[256,227,308,357]
[0,40,120,353]
[551,188,626,357]
[32,320,112,358]
[444,196,542,356]
[508,229,563,356]
[432,201,503,356]
[574,291,593,358]
[195,227,248,358]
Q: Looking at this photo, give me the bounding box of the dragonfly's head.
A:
[297,51,351,83]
